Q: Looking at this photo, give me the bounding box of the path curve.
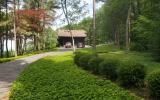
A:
[0,51,66,100]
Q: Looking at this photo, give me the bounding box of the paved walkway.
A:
[0,51,65,100]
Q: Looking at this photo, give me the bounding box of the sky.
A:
[52,0,104,30]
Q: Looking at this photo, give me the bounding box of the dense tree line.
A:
[0,0,58,58]
[72,0,160,61]
[99,0,160,60]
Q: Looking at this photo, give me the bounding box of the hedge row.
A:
[147,70,160,99]
[74,51,160,99]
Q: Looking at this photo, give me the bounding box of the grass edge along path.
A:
[9,53,141,100]
[0,49,57,63]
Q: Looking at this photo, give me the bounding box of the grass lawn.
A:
[10,53,140,100]
[82,44,160,74]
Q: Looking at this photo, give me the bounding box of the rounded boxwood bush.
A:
[74,51,87,66]
[118,60,146,87]
[152,49,160,62]
[79,53,96,69]
[99,58,119,81]
[88,56,104,74]
[147,70,160,98]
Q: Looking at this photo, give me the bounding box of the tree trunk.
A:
[16,37,19,55]
[34,35,36,50]
[23,36,27,53]
[19,36,22,55]
[117,29,120,48]
[0,36,1,58]
[5,34,9,57]
[1,36,5,58]
[34,35,39,51]
[92,0,96,50]
[126,1,131,51]
[114,31,117,45]
[5,0,9,57]
[0,5,1,58]
[61,0,76,52]
[13,0,17,57]
[0,35,4,58]
[11,34,13,52]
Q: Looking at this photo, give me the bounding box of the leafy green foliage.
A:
[74,51,89,66]
[79,53,96,69]
[0,0,58,58]
[43,28,57,50]
[118,60,146,87]
[147,70,160,98]
[80,44,160,75]
[95,0,130,46]
[99,58,119,81]
[153,49,160,62]
[131,0,160,59]
[10,54,140,100]
[79,44,160,98]
[131,16,152,51]
[88,56,104,74]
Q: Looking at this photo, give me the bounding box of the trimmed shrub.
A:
[99,58,119,81]
[153,49,160,62]
[74,51,87,66]
[88,56,104,74]
[118,60,146,87]
[147,70,160,98]
[79,53,96,69]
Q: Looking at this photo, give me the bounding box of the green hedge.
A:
[118,60,146,87]
[74,51,146,88]
[10,54,141,100]
[99,58,119,81]
[74,51,88,66]
[147,70,160,98]
[79,54,95,69]
[88,56,104,74]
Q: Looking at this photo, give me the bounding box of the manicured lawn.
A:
[10,53,140,100]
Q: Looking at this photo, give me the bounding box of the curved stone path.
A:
[0,51,66,100]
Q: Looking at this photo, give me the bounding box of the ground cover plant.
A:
[9,54,140,100]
